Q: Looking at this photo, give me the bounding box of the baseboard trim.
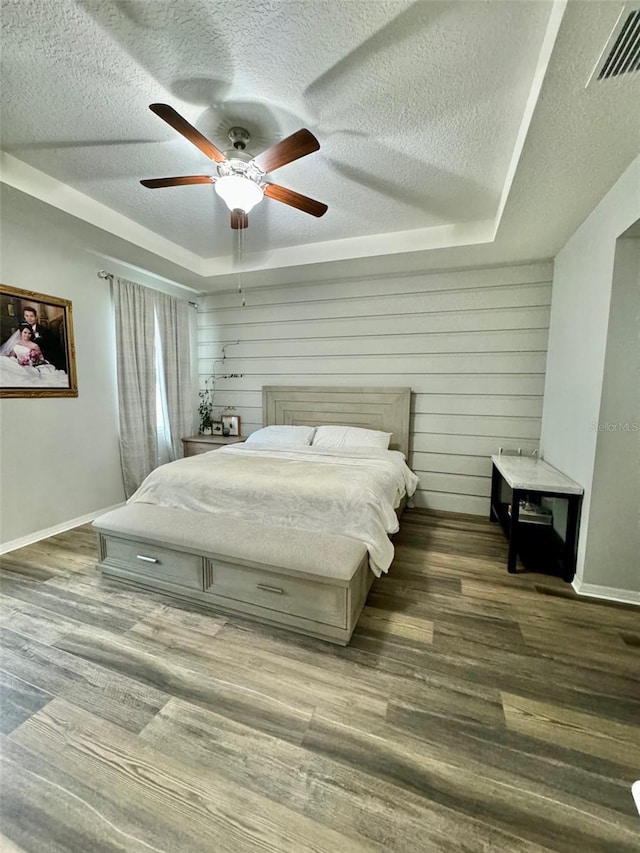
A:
[572,576,640,607]
[0,503,126,555]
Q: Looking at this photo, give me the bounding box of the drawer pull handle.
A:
[136,554,158,564]
[256,583,284,595]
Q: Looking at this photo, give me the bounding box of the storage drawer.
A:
[204,559,346,628]
[102,535,202,590]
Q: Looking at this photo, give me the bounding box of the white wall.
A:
[540,155,640,595]
[585,236,640,593]
[198,261,552,514]
[0,212,125,548]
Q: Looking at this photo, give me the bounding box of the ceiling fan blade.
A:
[264,183,328,217]
[140,176,214,188]
[231,210,249,229]
[252,128,320,174]
[149,103,227,163]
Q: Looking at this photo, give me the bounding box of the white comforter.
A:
[128,444,419,576]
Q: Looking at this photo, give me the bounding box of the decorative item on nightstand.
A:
[198,376,215,435]
[222,414,241,437]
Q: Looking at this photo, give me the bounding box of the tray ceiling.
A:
[1,1,639,291]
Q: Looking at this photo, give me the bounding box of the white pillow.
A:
[245,425,316,446]
[312,425,392,450]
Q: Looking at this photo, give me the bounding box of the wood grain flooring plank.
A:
[0,574,139,634]
[533,582,639,608]
[215,616,419,676]
[10,698,378,853]
[0,628,168,735]
[1,510,639,852]
[518,620,639,677]
[401,531,508,560]
[388,674,506,729]
[0,559,59,582]
[211,619,431,722]
[138,697,308,813]
[43,572,178,619]
[430,615,526,653]
[502,693,640,769]
[139,696,548,853]
[303,712,640,853]
[348,629,640,730]
[0,538,95,580]
[0,671,52,735]
[129,608,392,730]
[0,733,218,853]
[385,696,637,817]
[46,531,97,553]
[124,602,229,645]
[462,577,640,632]
[428,629,640,708]
[355,605,434,643]
[364,595,527,657]
[0,744,153,853]
[53,624,315,744]
[371,568,462,596]
[367,581,521,626]
[0,596,81,645]
[0,833,29,853]
[389,552,511,584]
[523,590,640,635]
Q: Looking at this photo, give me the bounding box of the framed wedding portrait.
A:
[0,284,78,398]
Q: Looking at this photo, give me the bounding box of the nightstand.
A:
[181,435,244,457]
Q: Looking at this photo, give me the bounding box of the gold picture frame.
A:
[0,284,78,398]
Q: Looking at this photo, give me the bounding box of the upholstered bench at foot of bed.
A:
[92,504,372,645]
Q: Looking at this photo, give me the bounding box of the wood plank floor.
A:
[1,510,638,852]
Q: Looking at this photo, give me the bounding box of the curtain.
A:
[154,319,173,466]
[155,290,194,460]
[113,278,157,497]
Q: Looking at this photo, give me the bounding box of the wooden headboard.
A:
[262,386,411,458]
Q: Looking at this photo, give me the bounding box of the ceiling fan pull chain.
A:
[236,223,246,308]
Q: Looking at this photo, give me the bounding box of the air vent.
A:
[587,5,640,85]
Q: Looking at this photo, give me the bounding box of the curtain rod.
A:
[97,269,198,307]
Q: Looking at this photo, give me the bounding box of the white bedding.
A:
[128,444,419,576]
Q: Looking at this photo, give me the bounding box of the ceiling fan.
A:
[140,103,328,230]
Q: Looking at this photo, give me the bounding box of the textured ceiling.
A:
[1,0,639,291]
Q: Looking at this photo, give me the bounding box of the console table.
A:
[490,455,583,581]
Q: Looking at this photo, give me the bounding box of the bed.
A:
[93,386,416,644]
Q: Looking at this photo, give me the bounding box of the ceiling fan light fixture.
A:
[214,174,264,213]
[142,105,326,227]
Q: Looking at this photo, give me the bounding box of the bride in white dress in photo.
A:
[0,323,69,388]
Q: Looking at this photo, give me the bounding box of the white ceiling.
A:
[1,0,639,292]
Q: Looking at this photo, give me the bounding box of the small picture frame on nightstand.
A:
[211,421,223,435]
[222,415,241,437]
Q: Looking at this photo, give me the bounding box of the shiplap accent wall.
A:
[197,261,552,514]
